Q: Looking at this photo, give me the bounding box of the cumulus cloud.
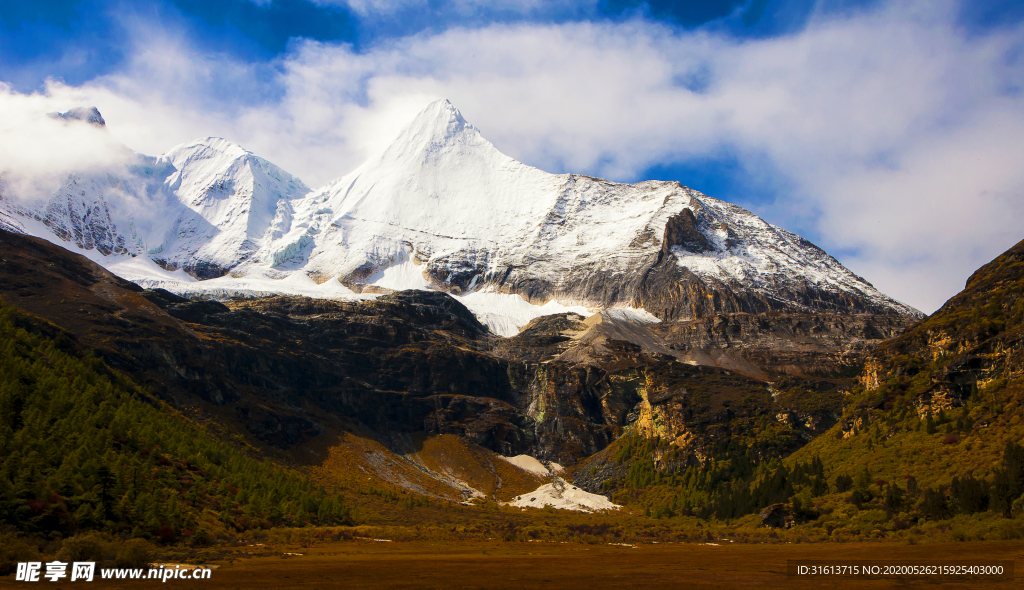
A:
[0,86,140,206]
[1,0,1021,312]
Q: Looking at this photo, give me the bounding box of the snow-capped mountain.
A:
[0,101,920,335]
[0,112,309,281]
[153,138,311,278]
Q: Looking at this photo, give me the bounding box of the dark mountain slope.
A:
[0,229,864,469]
[0,298,351,539]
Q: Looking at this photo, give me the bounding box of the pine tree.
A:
[991,442,1024,517]
[884,483,904,514]
[919,487,949,519]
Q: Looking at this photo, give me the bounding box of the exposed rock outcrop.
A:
[847,238,1024,422]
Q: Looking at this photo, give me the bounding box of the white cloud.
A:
[314,0,593,17]
[0,85,140,206]
[2,0,1021,313]
[314,0,424,15]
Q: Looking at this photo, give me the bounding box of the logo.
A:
[15,561,94,582]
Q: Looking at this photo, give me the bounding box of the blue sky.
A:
[1,0,1023,313]
[0,1,810,90]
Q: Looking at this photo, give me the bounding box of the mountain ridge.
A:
[0,100,921,336]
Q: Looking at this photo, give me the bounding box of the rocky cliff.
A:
[844,238,1024,428]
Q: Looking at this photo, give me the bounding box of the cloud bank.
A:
[1,0,1021,313]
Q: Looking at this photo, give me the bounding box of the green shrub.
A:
[0,533,39,576]
[55,534,107,563]
[115,539,153,569]
[989,520,1024,540]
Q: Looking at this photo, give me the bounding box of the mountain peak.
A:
[392,98,476,148]
[422,98,468,125]
[48,106,106,127]
[167,137,252,160]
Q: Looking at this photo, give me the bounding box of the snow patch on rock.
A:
[454,292,593,337]
[367,257,433,291]
[119,263,363,301]
[509,480,619,512]
[498,454,564,476]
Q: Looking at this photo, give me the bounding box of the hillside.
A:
[587,239,1024,541]
[2,228,1022,548]
[790,238,1024,507]
[0,227,894,521]
[0,228,869,463]
[0,298,351,541]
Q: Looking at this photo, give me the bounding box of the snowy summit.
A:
[0,100,920,336]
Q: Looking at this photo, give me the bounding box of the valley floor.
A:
[3,540,1020,589]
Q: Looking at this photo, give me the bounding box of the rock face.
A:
[1,228,886,465]
[48,106,106,127]
[654,312,918,377]
[0,101,919,333]
[848,238,1024,424]
[0,229,514,450]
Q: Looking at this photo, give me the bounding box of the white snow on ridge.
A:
[103,250,364,301]
[157,137,312,273]
[454,291,593,337]
[131,273,362,302]
[105,238,589,334]
[673,200,862,295]
[0,98,919,329]
[600,307,661,324]
[105,251,197,284]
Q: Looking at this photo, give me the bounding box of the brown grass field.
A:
[3,540,1020,590]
